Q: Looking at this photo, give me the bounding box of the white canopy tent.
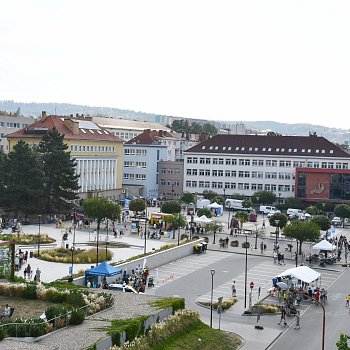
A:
[275,266,320,284]
[193,215,212,224]
[312,239,336,251]
[207,202,221,209]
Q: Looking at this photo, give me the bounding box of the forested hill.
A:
[0,100,168,122]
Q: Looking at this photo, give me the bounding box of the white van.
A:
[259,206,278,215]
[287,208,304,219]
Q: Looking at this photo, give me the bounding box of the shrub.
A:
[231,240,239,247]
[242,241,250,248]
[69,308,85,325]
[180,234,189,240]
[23,284,37,299]
[0,326,5,341]
[66,290,86,307]
[45,305,70,323]
[151,298,185,314]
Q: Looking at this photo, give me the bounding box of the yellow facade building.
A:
[7,112,123,200]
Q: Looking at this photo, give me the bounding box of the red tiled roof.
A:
[124,129,177,145]
[185,134,350,158]
[6,115,123,142]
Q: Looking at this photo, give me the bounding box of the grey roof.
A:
[185,134,350,158]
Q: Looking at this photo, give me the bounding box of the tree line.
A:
[0,128,80,218]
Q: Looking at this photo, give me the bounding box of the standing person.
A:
[273,250,278,263]
[35,267,41,283]
[232,280,237,297]
[262,220,266,229]
[278,306,287,327]
[294,311,300,329]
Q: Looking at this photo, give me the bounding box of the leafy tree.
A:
[5,141,44,216]
[235,211,249,231]
[161,200,181,214]
[201,123,218,135]
[181,192,195,206]
[252,191,276,205]
[283,221,321,254]
[268,213,288,230]
[230,193,244,200]
[285,197,303,209]
[171,119,190,133]
[169,213,187,230]
[129,198,146,215]
[82,197,120,266]
[336,333,350,350]
[242,199,252,209]
[202,190,217,202]
[311,215,331,231]
[38,128,80,213]
[0,150,7,207]
[197,208,212,218]
[306,205,320,216]
[190,122,202,134]
[212,196,224,205]
[204,221,224,235]
[334,204,350,227]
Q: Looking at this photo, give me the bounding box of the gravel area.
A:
[1,291,165,350]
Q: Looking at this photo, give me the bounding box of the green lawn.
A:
[151,321,241,350]
[0,295,56,320]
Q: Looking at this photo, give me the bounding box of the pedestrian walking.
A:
[35,267,41,283]
[232,280,236,297]
[294,311,300,329]
[273,250,277,263]
[262,220,266,229]
[278,306,288,327]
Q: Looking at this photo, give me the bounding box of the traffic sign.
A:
[250,281,254,289]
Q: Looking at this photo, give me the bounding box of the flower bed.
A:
[0,282,114,341]
[33,247,112,263]
[0,233,55,244]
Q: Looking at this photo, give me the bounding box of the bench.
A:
[270,232,277,236]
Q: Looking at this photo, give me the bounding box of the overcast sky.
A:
[1,1,350,129]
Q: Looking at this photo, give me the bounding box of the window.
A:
[279,161,285,167]
[199,181,205,188]
[205,169,210,176]
[321,162,327,169]
[204,181,210,188]
[336,162,342,169]
[226,159,231,165]
[313,162,319,168]
[232,159,237,165]
[343,163,349,170]
[200,158,205,164]
[218,170,223,176]
[206,158,211,164]
[186,181,191,187]
[167,168,173,174]
[239,159,244,166]
[218,158,224,165]
[238,171,244,178]
[199,169,205,176]
[193,157,198,164]
[174,168,180,175]
[161,168,166,174]
[244,171,250,178]
[161,180,166,186]
[213,158,218,165]
[187,157,193,164]
[212,170,218,176]
[212,182,218,188]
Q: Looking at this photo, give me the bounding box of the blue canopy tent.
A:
[85,261,122,287]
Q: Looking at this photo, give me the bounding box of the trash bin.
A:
[30,251,34,258]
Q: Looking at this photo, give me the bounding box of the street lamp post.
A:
[295,240,299,267]
[38,215,41,258]
[227,204,231,230]
[190,214,194,240]
[223,188,226,201]
[144,205,148,255]
[244,232,248,309]
[210,269,215,328]
[105,219,109,257]
[275,219,280,246]
[70,246,75,279]
[254,223,258,249]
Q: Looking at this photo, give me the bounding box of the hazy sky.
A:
[1,1,350,128]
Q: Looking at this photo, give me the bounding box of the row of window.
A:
[113,131,139,140]
[186,157,349,169]
[0,122,28,128]
[124,173,146,180]
[124,161,147,168]
[186,169,293,179]
[160,168,181,175]
[71,144,115,152]
[185,181,294,192]
[160,180,180,186]
[200,145,335,155]
[124,149,147,156]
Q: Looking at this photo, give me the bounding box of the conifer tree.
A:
[38,128,80,213]
[5,141,44,216]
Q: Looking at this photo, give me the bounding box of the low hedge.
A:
[150,297,185,314]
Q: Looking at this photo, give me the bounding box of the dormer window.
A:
[268,148,271,151]
[276,148,280,152]
[89,130,94,134]
[202,146,206,149]
[330,150,334,154]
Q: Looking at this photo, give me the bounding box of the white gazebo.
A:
[275,266,321,284]
[194,215,212,224]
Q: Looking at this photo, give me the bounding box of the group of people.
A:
[273,245,286,265]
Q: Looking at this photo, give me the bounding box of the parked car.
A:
[108,283,140,293]
[331,217,342,227]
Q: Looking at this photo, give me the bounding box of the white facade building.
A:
[183,134,350,200]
